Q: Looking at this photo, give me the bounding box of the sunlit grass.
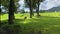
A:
[40,12,60,17]
[1,12,60,20]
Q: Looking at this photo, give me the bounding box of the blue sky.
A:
[18,0,60,11]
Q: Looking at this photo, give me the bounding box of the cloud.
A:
[18,0,25,9]
[19,0,60,10]
[40,0,60,10]
[18,0,24,5]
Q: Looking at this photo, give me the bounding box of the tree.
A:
[25,0,44,18]
[8,0,15,24]
[0,6,1,14]
[25,0,33,18]
[36,0,44,16]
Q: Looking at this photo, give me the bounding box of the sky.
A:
[18,0,60,11]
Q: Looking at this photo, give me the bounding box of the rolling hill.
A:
[47,6,60,11]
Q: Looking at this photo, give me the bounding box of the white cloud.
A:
[40,0,60,10]
[18,0,25,9]
[18,0,24,6]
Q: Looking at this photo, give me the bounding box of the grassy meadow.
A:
[0,12,60,34]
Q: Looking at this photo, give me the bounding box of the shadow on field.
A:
[0,19,25,26]
[0,19,24,34]
[0,16,60,34]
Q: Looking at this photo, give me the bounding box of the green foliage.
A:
[1,0,19,12]
[20,10,25,13]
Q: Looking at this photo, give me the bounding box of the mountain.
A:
[47,6,60,11]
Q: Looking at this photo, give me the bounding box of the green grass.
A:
[0,12,60,34]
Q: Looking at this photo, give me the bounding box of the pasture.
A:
[0,12,60,34]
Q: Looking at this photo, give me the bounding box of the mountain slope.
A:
[47,6,60,11]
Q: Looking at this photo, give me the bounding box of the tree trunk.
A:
[30,7,33,18]
[29,0,33,18]
[8,0,15,24]
[0,8,1,14]
[36,1,40,16]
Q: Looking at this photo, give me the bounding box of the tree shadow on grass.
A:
[0,16,60,34]
[0,19,25,34]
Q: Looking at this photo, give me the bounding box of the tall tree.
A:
[8,0,15,24]
[36,0,40,16]
[25,0,44,18]
[25,0,33,18]
[36,0,44,16]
